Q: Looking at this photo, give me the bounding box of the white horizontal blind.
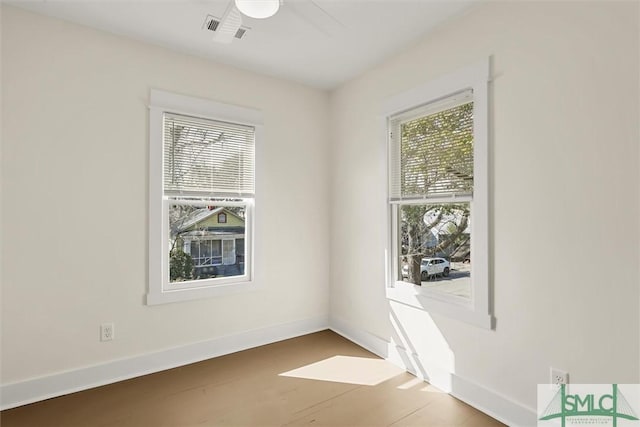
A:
[389,90,474,202]
[163,113,255,198]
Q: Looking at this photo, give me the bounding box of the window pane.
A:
[389,91,474,201]
[211,240,222,256]
[169,203,246,283]
[163,113,255,198]
[401,102,473,198]
[398,202,471,299]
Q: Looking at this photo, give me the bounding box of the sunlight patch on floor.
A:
[396,377,425,390]
[422,384,447,393]
[396,377,447,393]
[279,355,405,386]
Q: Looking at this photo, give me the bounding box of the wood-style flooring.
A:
[1,330,505,426]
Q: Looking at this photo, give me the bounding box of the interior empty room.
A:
[1,1,639,426]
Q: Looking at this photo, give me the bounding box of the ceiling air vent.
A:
[203,14,249,40]
[207,18,220,32]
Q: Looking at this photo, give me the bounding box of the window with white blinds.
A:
[148,89,261,305]
[163,113,255,198]
[389,90,473,202]
[384,59,491,328]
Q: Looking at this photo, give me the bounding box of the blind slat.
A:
[389,90,474,201]
[163,112,255,198]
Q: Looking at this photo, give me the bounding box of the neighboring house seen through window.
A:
[148,90,261,305]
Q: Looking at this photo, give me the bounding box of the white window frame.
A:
[383,59,493,329]
[147,89,262,305]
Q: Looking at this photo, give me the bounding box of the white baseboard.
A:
[1,315,329,410]
[329,315,537,427]
[450,375,537,427]
[329,315,389,358]
[386,343,453,393]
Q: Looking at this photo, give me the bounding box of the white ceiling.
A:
[7,0,476,89]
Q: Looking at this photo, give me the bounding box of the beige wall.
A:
[329,1,639,411]
[1,6,330,383]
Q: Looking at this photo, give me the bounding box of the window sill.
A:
[147,279,256,305]
[386,281,493,329]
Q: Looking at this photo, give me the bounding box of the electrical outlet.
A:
[550,367,568,389]
[101,323,114,342]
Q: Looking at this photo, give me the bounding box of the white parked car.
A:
[402,257,450,281]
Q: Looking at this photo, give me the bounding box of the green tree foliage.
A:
[400,102,473,285]
[170,248,194,282]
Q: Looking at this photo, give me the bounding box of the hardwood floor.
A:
[1,331,505,426]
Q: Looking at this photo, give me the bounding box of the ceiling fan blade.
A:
[212,1,243,44]
[286,0,345,37]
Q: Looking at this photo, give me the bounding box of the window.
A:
[148,90,262,305]
[385,60,491,328]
